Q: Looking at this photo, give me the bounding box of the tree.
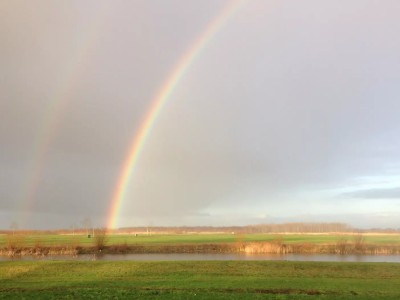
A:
[93,228,108,251]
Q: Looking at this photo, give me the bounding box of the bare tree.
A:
[93,228,108,251]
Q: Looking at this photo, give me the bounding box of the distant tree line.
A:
[2,222,400,234]
[117,223,354,234]
[244,223,352,233]
[116,223,399,234]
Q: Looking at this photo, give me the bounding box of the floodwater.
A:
[2,253,400,263]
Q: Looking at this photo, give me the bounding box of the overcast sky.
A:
[1,0,400,229]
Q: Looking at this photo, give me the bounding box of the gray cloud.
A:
[1,0,400,229]
[343,188,400,199]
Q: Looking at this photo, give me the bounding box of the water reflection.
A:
[2,253,400,262]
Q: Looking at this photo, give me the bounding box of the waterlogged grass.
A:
[1,261,400,299]
[1,233,400,248]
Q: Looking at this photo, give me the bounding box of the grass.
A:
[1,233,400,247]
[1,260,400,299]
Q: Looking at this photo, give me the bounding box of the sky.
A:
[1,0,400,229]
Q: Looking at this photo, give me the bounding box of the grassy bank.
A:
[1,233,400,256]
[2,233,400,247]
[1,260,400,299]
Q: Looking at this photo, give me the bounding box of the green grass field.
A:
[1,233,400,247]
[1,260,399,299]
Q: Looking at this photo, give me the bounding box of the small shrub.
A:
[353,233,365,253]
[336,237,349,254]
[5,234,25,256]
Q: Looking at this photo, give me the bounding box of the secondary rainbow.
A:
[17,3,110,226]
[107,0,245,229]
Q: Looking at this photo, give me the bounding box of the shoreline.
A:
[2,241,400,257]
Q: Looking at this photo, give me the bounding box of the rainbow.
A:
[107,0,245,229]
[17,3,110,226]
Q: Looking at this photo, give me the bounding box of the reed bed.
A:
[0,246,79,257]
[241,241,400,255]
[0,234,79,257]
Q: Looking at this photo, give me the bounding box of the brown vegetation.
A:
[93,228,108,251]
[0,245,78,257]
[240,234,400,255]
[2,239,400,256]
[0,233,79,257]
